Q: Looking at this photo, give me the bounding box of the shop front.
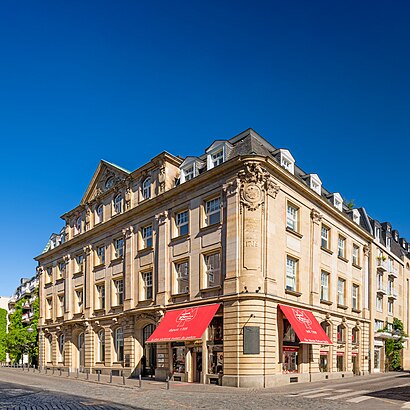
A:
[147,303,222,384]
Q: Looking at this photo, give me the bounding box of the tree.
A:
[0,308,7,362]
[385,318,407,371]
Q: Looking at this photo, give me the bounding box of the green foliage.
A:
[384,318,407,371]
[0,308,7,361]
[344,198,356,210]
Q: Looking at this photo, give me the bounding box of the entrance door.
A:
[194,349,202,383]
[374,347,381,372]
[142,324,156,377]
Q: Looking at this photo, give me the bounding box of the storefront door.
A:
[193,348,202,383]
[374,347,381,372]
[142,324,156,377]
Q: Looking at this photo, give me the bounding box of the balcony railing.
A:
[377,284,387,295]
[388,289,398,299]
[376,259,388,272]
[389,267,399,278]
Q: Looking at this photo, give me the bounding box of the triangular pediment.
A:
[81,160,130,205]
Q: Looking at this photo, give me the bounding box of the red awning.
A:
[279,304,332,345]
[146,303,221,343]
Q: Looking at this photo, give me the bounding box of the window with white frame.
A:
[352,284,359,310]
[97,329,105,362]
[386,236,391,250]
[113,193,123,214]
[142,271,153,300]
[308,174,322,195]
[58,334,65,363]
[321,225,330,250]
[183,164,195,181]
[376,272,383,290]
[286,203,298,232]
[114,237,124,258]
[375,319,384,331]
[175,261,189,294]
[332,193,343,211]
[114,327,124,362]
[337,236,346,258]
[96,283,105,310]
[376,295,383,312]
[320,271,329,301]
[387,278,393,295]
[337,278,345,305]
[75,254,84,272]
[96,204,104,224]
[114,279,124,305]
[286,256,297,292]
[205,197,220,226]
[210,149,224,168]
[352,209,360,224]
[176,210,189,236]
[96,245,105,265]
[279,150,295,174]
[388,299,393,315]
[352,244,360,266]
[375,227,381,242]
[76,289,83,313]
[205,252,221,288]
[58,294,64,317]
[387,322,393,332]
[58,261,65,278]
[141,225,153,248]
[142,177,151,200]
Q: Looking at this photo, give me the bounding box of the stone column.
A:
[310,209,323,305]
[155,211,169,306]
[123,226,134,310]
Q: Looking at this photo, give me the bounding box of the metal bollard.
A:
[59,368,62,376]
[166,376,170,390]
[33,365,35,373]
[86,369,89,380]
[52,367,55,375]
[97,370,101,382]
[138,374,142,388]
[122,370,125,385]
[68,368,70,377]
[109,370,112,383]
[76,368,79,379]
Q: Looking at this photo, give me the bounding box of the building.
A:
[35,129,410,387]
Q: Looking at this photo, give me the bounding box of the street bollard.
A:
[86,369,89,380]
[52,367,55,375]
[33,365,35,373]
[76,369,79,379]
[97,370,101,382]
[109,370,112,383]
[138,374,142,388]
[45,368,48,375]
[122,370,125,385]
[166,376,170,390]
[59,368,62,376]
[68,368,70,377]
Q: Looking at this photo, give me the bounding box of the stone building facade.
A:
[35,129,410,387]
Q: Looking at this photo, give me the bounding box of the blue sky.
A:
[1,0,410,296]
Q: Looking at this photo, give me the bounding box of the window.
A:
[337,236,345,258]
[321,321,331,337]
[76,289,83,313]
[142,225,153,248]
[183,164,195,181]
[75,254,84,272]
[58,334,65,363]
[386,237,391,250]
[97,329,105,362]
[175,261,189,294]
[279,150,295,174]
[114,279,124,305]
[211,149,224,167]
[105,176,114,189]
[74,216,82,235]
[352,244,360,266]
[337,278,345,305]
[114,328,124,362]
[375,320,384,331]
[176,210,189,236]
[286,256,297,292]
[375,227,381,242]
[308,174,322,194]
[387,278,393,295]
[352,327,359,345]
[286,204,298,232]
[205,197,221,226]
[337,324,345,343]
[321,225,330,250]
[320,271,329,301]
[46,297,53,319]
[47,335,52,362]
[114,194,123,214]
[205,252,221,288]
[58,261,66,278]
[376,295,383,312]
[352,284,359,310]
[58,295,64,317]
[114,237,124,258]
[97,245,105,265]
[376,272,383,290]
[388,299,393,315]
[337,354,345,372]
[142,271,153,300]
[96,204,104,224]
[46,267,52,283]
[142,177,151,200]
[352,209,360,224]
[96,284,105,310]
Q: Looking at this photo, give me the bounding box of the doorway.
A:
[142,324,156,377]
[193,348,202,383]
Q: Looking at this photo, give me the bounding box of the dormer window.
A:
[180,157,204,183]
[142,177,151,200]
[183,164,195,181]
[306,174,322,195]
[211,149,224,167]
[206,140,231,170]
[279,149,295,174]
[375,227,381,241]
[352,209,360,225]
[331,193,343,211]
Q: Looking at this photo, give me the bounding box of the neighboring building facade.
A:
[35,129,410,387]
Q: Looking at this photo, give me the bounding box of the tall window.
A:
[97,245,105,265]
[321,225,330,249]
[337,236,345,258]
[96,204,104,224]
[47,335,53,362]
[114,279,124,305]
[58,295,64,317]
[115,328,124,362]
[286,204,298,231]
[58,334,65,363]
[114,237,124,258]
[376,295,383,312]
[176,211,189,236]
[75,216,82,235]
[114,194,123,214]
[286,256,297,292]
[376,272,383,290]
[387,278,393,295]
[352,244,360,266]
[175,261,189,294]
[388,299,393,315]
[75,254,84,272]
[352,284,359,310]
[76,289,83,313]
[97,329,105,362]
[142,271,153,300]
[337,278,345,305]
[352,327,359,345]
[58,261,65,278]
[320,271,329,301]
[337,324,345,343]
[386,237,391,249]
[96,284,105,309]
[142,225,153,248]
[142,177,151,200]
[46,267,53,283]
[46,297,53,319]
[205,198,220,226]
[205,252,221,288]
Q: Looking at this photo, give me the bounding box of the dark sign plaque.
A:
[243,326,260,354]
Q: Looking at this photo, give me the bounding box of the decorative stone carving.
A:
[156,211,168,225]
[83,245,92,255]
[363,244,370,257]
[266,177,280,198]
[158,163,166,194]
[122,226,134,239]
[311,208,323,224]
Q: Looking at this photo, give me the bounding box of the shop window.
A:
[337,324,345,343]
[208,316,223,375]
[337,354,345,371]
[283,319,298,343]
[319,352,328,372]
[282,347,299,373]
[321,321,331,338]
[352,327,359,345]
[172,343,186,373]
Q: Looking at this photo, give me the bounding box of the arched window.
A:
[337,324,345,343]
[114,194,123,214]
[352,327,359,345]
[115,327,124,362]
[321,321,331,338]
[58,334,65,363]
[96,204,104,224]
[47,335,53,363]
[142,177,151,200]
[98,329,105,362]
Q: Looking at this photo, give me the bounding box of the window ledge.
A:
[136,247,153,257]
[55,278,64,285]
[93,263,105,271]
[93,309,105,314]
[111,257,123,264]
[286,227,303,239]
[352,308,362,314]
[199,223,222,234]
[45,282,53,287]
[171,292,190,298]
[338,256,348,263]
[56,315,64,320]
[320,299,333,306]
[352,263,362,270]
[73,271,83,278]
[170,234,190,244]
[337,304,348,310]
[110,304,124,309]
[201,285,222,292]
[321,247,333,255]
[285,289,302,297]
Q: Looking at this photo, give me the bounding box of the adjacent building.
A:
[35,129,410,387]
